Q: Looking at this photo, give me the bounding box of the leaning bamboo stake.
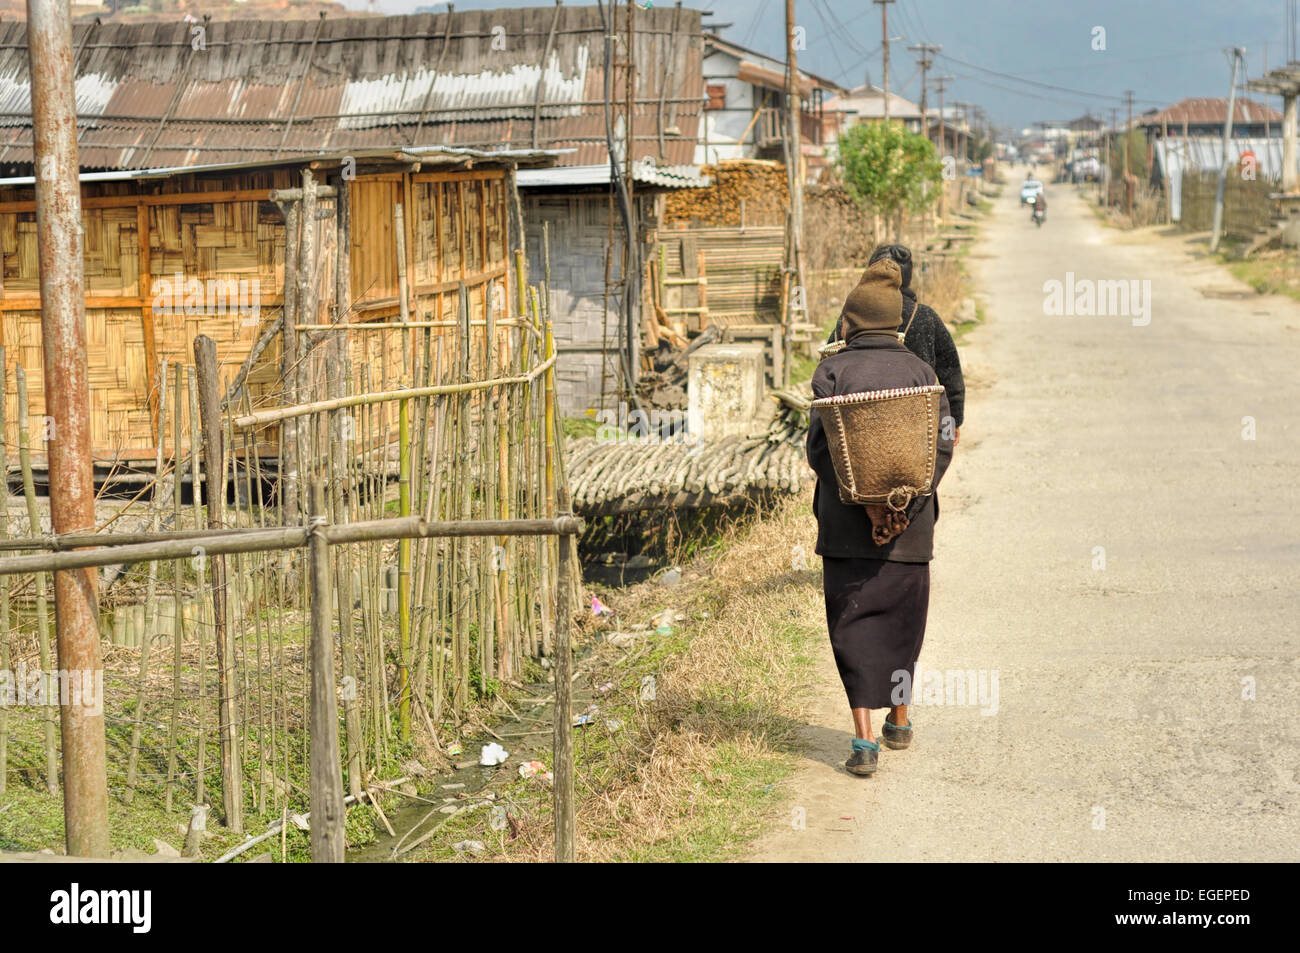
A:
[16,365,57,794]
[125,359,168,801]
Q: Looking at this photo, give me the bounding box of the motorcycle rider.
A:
[1033,191,1046,222]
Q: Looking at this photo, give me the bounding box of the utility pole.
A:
[875,0,895,122]
[911,44,940,242]
[26,0,109,857]
[932,76,952,155]
[784,0,804,383]
[932,76,952,220]
[910,43,940,135]
[954,101,970,163]
[1211,48,1245,252]
[1106,107,1116,207]
[1123,89,1135,218]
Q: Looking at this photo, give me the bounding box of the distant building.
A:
[1138,97,1282,138]
[825,83,926,149]
[698,34,845,178]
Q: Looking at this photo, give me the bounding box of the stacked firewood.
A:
[765,382,813,444]
[663,160,789,227]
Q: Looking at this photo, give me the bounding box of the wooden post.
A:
[27,0,108,857]
[195,335,242,832]
[307,479,345,862]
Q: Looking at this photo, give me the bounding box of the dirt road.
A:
[749,176,1300,862]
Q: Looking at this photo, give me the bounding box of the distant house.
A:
[698,33,845,177]
[826,85,925,137]
[1141,99,1287,221]
[1138,98,1282,139]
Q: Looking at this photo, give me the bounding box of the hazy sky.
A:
[336,0,1293,131]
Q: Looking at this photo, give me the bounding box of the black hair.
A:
[868,243,913,289]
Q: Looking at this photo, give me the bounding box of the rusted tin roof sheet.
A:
[1140,97,1282,129]
[0,7,704,172]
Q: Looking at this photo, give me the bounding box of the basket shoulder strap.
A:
[898,298,921,342]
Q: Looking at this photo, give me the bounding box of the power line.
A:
[808,0,850,80]
[902,0,932,42]
[816,0,875,61]
[741,0,770,49]
[941,67,1120,111]
[936,51,1162,105]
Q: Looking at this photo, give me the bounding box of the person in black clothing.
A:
[807,257,955,776]
[827,243,965,441]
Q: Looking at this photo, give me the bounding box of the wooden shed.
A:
[0,147,545,472]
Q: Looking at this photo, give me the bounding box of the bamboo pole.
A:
[280,198,302,527]
[16,365,57,795]
[553,507,575,863]
[231,359,556,429]
[0,348,9,793]
[195,336,242,832]
[125,359,167,801]
[187,366,208,807]
[164,363,185,813]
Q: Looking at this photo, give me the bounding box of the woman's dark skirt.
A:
[822,557,930,709]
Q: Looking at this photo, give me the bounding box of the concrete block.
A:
[688,343,767,441]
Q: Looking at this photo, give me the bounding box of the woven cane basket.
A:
[812,384,945,509]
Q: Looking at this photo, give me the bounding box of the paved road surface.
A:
[749,175,1300,862]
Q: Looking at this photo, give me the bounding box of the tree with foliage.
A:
[836,121,944,222]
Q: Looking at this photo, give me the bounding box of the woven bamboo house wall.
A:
[0,149,533,469]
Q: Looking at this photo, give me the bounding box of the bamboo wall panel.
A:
[0,165,513,466]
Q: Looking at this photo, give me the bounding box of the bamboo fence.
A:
[0,178,583,860]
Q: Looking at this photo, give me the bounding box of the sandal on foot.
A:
[882,716,913,750]
[846,738,879,776]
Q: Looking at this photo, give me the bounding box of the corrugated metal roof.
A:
[0,145,564,187]
[1141,97,1282,128]
[0,7,704,172]
[516,160,712,189]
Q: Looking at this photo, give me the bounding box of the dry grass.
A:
[412,489,825,863]
[917,256,966,323]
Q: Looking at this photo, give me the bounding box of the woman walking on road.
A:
[807,257,955,776]
[828,243,966,442]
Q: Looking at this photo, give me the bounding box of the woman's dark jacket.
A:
[828,287,965,426]
[807,334,954,563]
